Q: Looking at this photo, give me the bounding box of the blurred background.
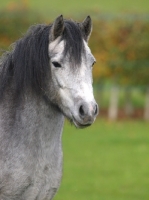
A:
[0,0,149,199]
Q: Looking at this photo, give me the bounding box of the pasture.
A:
[54,120,149,200]
[1,0,149,19]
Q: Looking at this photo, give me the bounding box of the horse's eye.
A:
[92,61,96,67]
[52,62,61,68]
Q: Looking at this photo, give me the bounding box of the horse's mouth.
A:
[72,118,92,129]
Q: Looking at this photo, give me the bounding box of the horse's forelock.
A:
[62,20,85,66]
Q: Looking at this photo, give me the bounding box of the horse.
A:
[0,15,98,200]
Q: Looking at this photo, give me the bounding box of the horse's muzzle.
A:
[73,101,99,128]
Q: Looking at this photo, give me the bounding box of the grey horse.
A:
[0,15,98,200]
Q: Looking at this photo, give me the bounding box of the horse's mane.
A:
[0,20,84,99]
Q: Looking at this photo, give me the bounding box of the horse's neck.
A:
[0,92,64,152]
[23,93,64,138]
[0,93,64,199]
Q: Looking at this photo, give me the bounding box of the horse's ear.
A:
[51,15,64,41]
[80,16,92,42]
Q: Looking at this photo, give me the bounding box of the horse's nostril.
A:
[94,104,98,115]
[79,103,98,119]
[79,105,85,117]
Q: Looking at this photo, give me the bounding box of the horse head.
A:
[48,15,98,128]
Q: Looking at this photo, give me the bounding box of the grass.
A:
[29,0,149,18]
[1,0,149,19]
[54,120,149,200]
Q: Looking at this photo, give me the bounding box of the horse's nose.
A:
[79,102,98,123]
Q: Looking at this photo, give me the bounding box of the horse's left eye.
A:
[92,61,96,67]
[52,62,62,68]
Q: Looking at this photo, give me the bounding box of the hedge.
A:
[0,9,149,87]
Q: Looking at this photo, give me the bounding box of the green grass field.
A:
[54,120,149,200]
[1,0,149,19]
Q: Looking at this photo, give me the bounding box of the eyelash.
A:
[92,61,96,67]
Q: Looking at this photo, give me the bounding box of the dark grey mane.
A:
[0,20,84,99]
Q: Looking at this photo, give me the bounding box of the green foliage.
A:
[91,15,149,87]
[54,120,149,200]
[0,7,42,53]
[94,86,145,109]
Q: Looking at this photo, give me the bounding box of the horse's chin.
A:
[72,117,92,129]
